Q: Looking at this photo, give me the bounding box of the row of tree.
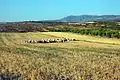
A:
[49,27,120,38]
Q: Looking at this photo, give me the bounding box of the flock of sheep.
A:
[25,38,77,43]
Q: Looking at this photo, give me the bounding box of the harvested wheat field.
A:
[0,32,120,80]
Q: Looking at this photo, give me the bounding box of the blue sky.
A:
[0,0,120,22]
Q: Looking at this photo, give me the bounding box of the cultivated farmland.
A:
[0,32,120,80]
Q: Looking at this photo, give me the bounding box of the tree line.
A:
[49,27,120,39]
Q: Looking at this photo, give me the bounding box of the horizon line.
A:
[1,14,120,22]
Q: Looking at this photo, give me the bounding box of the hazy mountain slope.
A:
[60,15,120,22]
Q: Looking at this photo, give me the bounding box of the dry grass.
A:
[0,32,120,80]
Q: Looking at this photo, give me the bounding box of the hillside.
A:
[0,21,120,32]
[1,15,120,32]
[0,22,50,32]
[60,15,120,22]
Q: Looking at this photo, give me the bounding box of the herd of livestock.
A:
[25,38,77,43]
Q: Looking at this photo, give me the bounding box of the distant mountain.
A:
[59,15,120,22]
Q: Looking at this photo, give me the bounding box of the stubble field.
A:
[0,32,120,80]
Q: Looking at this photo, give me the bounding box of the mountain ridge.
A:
[59,15,120,22]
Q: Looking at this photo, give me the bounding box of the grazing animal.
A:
[26,38,78,43]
